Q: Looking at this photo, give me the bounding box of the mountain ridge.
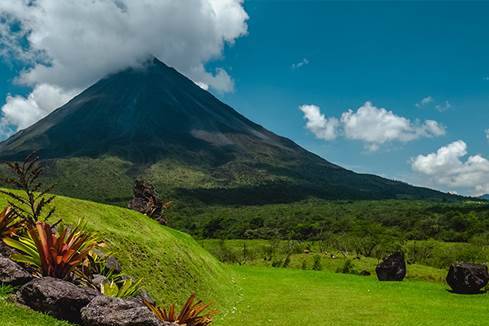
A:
[0,58,457,205]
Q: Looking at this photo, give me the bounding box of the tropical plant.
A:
[4,220,98,279]
[144,293,218,326]
[0,153,56,227]
[0,206,23,239]
[101,278,142,298]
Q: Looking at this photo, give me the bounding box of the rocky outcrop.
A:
[128,180,168,225]
[0,255,32,286]
[81,295,163,326]
[17,277,98,323]
[375,252,406,281]
[446,263,489,294]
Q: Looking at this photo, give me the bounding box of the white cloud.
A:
[0,84,78,138]
[0,0,248,136]
[411,141,489,195]
[416,96,434,108]
[415,96,451,112]
[300,102,445,150]
[300,104,339,141]
[291,58,309,70]
[435,101,451,112]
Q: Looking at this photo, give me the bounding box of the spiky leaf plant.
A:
[101,278,142,298]
[0,206,23,239]
[4,220,98,279]
[0,153,56,227]
[144,293,217,326]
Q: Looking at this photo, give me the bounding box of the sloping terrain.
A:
[0,190,231,304]
[0,58,454,205]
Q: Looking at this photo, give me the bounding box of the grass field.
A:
[217,266,489,326]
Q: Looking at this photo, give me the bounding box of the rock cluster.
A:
[375,252,406,281]
[128,180,168,225]
[446,263,489,294]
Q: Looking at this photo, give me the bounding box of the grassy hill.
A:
[0,190,232,304]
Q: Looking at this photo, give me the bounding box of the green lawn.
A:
[217,266,489,326]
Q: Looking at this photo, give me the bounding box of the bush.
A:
[312,255,322,271]
[336,259,357,274]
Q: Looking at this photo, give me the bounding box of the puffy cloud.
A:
[291,58,309,70]
[411,141,489,195]
[300,102,445,150]
[300,104,339,141]
[435,101,451,112]
[0,84,77,138]
[0,0,248,136]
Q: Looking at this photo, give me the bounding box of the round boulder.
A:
[375,252,406,281]
[81,295,164,326]
[17,277,98,323]
[446,263,489,294]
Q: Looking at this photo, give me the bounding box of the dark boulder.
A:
[81,295,164,326]
[105,256,122,274]
[128,180,168,225]
[17,277,98,323]
[359,270,371,276]
[0,255,32,286]
[375,252,406,281]
[446,263,489,294]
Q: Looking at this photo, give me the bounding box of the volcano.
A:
[0,58,453,205]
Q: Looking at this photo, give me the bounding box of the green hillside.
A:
[0,190,232,304]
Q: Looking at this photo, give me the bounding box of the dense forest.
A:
[170,199,489,245]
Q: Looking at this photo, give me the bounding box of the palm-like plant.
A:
[4,221,98,279]
[144,293,217,326]
[0,206,23,239]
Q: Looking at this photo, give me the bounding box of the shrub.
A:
[312,255,322,271]
[301,259,307,270]
[101,278,142,298]
[144,293,217,326]
[0,206,23,240]
[0,153,56,227]
[336,259,357,274]
[4,221,98,279]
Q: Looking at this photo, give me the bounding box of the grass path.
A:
[217,266,489,326]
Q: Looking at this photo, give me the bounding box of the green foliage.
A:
[0,153,55,227]
[312,255,322,271]
[336,259,357,275]
[282,254,291,268]
[301,259,307,270]
[101,278,142,298]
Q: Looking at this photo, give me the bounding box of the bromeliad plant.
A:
[0,206,23,240]
[144,293,218,326]
[4,220,98,279]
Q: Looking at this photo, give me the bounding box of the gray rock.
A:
[105,256,122,274]
[0,255,32,286]
[81,295,163,326]
[17,277,98,323]
[91,274,108,288]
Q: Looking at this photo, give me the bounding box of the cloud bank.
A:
[300,102,445,151]
[0,0,248,138]
[411,141,489,195]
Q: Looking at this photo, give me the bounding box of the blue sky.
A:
[1,0,489,195]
